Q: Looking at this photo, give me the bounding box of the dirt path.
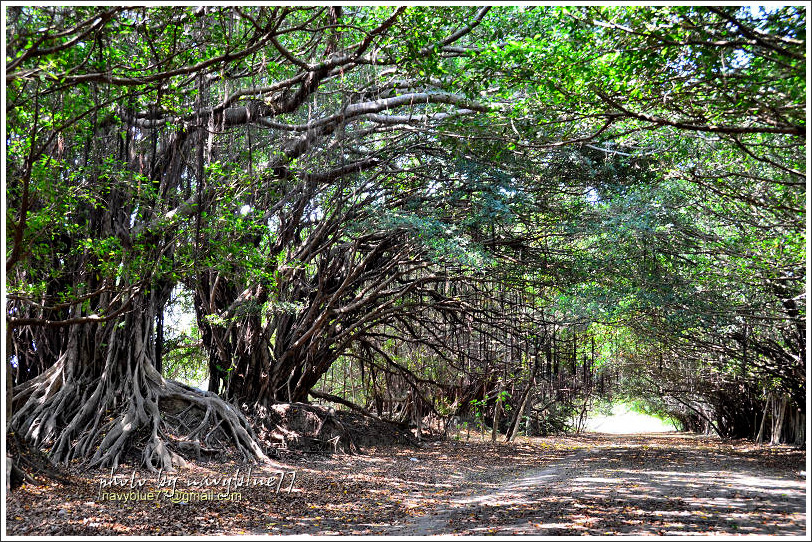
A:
[384,433,807,536]
[6,432,806,536]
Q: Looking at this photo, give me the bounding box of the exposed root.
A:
[12,354,268,472]
[248,402,360,454]
[248,402,418,454]
[6,430,72,489]
[11,305,272,472]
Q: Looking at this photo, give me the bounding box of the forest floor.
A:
[5,432,807,536]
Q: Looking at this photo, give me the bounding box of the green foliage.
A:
[469,398,488,436]
[381,210,492,268]
[162,337,208,389]
[6,5,804,443]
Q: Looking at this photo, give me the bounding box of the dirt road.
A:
[6,432,806,536]
[384,433,807,536]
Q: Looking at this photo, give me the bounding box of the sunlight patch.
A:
[584,404,675,434]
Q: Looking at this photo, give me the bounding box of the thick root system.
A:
[249,402,418,454]
[11,346,267,472]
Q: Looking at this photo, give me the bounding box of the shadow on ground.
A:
[387,433,806,536]
[6,432,805,535]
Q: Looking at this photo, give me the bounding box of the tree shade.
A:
[5,5,805,469]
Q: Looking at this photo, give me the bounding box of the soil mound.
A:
[250,402,418,455]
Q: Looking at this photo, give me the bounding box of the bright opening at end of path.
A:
[584,403,676,434]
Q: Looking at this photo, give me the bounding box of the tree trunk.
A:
[506,351,541,442]
[771,395,787,445]
[756,394,771,445]
[11,291,267,472]
[491,380,504,442]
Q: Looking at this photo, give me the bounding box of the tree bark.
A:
[11,291,267,471]
[491,380,504,442]
[771,395,787,445]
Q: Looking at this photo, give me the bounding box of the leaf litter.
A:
[5,432,805,536]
